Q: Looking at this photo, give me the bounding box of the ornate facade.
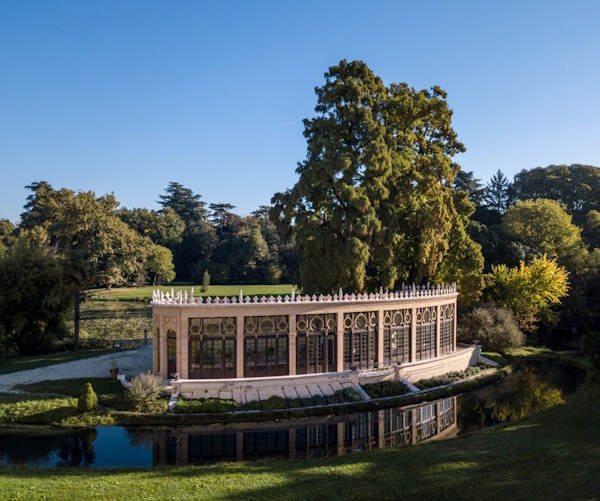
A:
[151,284,460,384]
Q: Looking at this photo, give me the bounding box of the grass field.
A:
[0,366,598,499]
[0,349,113,376]
[89,284,299,301]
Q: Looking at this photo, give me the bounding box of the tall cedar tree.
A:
[271,60,482,295]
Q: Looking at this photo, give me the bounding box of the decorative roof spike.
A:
[245,296,251,303]
[339,287,343,299]
[333,294,338,301]
[284,295,290,302]
[184,290,188,302]
[326,294,332,301]
[206,296,212,304]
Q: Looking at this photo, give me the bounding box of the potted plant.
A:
[109,358,119,378]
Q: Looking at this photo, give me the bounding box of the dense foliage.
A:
[271,60,483,297]
[458,304,524,352]
[2,61,600,358]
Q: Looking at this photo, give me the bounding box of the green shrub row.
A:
[415,365,488,389]
[362,380,411,399]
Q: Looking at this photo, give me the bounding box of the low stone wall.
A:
[396,344,481,383]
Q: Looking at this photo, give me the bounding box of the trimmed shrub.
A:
[201,270,210,293]
[458,303,525,352]
[174,398,237,414]
[125,372,167,411]
[78,382,98,412]
[362,380,410,399]
[415,365,487,389]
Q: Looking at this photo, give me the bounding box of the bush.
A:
[581,332,600,371]
[458,303,525,352]
[78,382,98,412]
[174,397,237,414]
[125,372,167,411]
[201,270,210,293]
[245,395,288,411]
[415,365,487,389]
[362,380,410,399]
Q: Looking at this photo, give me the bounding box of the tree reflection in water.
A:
[458,364,568,432]
[57,429,97,467]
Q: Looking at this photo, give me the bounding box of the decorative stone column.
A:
[377,309,384,367]
[435,304,441,358]
[180,315,188,379]
[288,314,297,376]
[336,311,344,371]
[410,307,417,363]
[236,314,244,378]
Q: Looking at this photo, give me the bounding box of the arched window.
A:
[383,309,411,365]
[343,312,377,370]
[296,314,336,374]
[244,316,289,377]
[167,330,177,376]
[188,317,236,379]
[415,307,436,360]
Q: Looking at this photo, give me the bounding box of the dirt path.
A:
[0,346,153,393]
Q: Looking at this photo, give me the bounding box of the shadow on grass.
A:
[1,377,600,500]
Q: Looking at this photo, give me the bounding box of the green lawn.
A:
[0,349,113,376]
[0,371,599,499]
[88,283,299,301]
[0,351,598,499]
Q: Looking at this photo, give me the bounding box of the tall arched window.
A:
[439,305,454,355]
[415,307,436,360]
[383,309,411,365]
[188,317,236,379]
[167,330,177,376]
[156,327,160,374]
[244,316,289,377]
[296,314,336,374]
[343,312,377,370]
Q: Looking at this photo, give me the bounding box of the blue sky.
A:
[1,1,599,223]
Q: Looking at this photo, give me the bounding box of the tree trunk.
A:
[73,289,81,350]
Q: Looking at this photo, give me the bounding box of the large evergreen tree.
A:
[271,60,482,295]
[483,170,512,214]
[158,182,207,224]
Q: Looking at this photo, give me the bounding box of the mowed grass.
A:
[0,349,113,376]
[78,300,152,341]
[88,283,299,301]
[1,371,599,499]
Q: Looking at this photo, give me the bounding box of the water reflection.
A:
[0,361,584,469]
[0,397,457,468]
[457,363,584,432]
[153,397,457,466]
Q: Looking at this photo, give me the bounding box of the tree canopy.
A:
[485,256,569,332]
[271,59,481,295]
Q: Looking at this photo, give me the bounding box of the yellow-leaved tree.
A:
[485,255,569,332]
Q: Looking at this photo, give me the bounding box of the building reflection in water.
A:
[153,396,457,466]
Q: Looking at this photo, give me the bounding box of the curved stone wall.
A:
[151,284,458,381]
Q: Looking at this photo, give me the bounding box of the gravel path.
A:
[0,346,153,393]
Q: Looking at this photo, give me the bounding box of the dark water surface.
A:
[0,361,585,468]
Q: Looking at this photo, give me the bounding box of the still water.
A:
[0,361,585,469]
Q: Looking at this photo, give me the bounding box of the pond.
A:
[0,361,585,469]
